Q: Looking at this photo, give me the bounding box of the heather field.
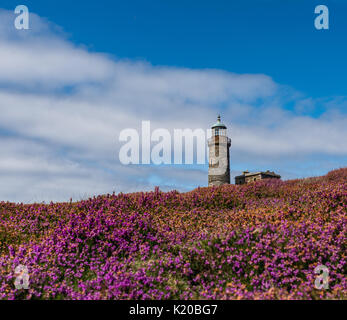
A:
[0,169,346,300]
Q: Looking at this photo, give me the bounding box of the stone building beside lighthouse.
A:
[208,115,231,186]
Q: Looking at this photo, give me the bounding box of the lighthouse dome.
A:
[211,115,227,129]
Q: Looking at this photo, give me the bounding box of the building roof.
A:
[211,115,227,129]
[235,170,281,179]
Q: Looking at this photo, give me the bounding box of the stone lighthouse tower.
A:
[208,115,231,186]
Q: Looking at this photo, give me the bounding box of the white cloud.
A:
[0,8,345,202]
[0,42,116,87]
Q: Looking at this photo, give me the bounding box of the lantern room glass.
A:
[213,128,226,136]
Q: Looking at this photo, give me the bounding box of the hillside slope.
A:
[0,168,346,299]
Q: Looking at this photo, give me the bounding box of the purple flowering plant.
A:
[0,168,346,300]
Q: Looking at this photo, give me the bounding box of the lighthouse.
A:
[208,115,231,186]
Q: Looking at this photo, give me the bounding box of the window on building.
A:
[215,145,219,157]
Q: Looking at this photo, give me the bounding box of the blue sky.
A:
[0,1,346,202]
[2,0,346,98]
